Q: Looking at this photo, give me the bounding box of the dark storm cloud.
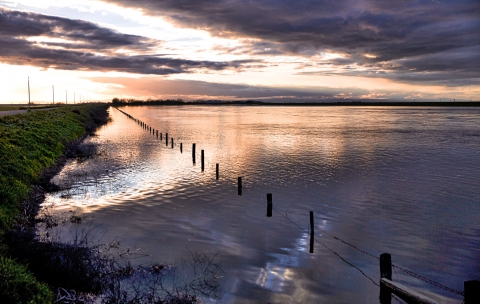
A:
[0,7,157,51]
[105,0,480,84]
[0,7,254,74]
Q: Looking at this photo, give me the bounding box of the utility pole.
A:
[52,85,54,104]
[28,76,31,107]
[74,92,76,104]
[66,90,68,104]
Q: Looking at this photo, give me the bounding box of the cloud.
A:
[89,76,406,102]
[298,45,480,86]
[104,0,480,84]
[0,7,254,74]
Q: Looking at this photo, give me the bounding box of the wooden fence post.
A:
[238,177,242,195]
[216,164,219,180]
[166,133,168,146]
[180,143,183,153]
[201,150,204,171]
[380,253,392,280]
[171,138,174,148]
[266,193,272,217]
[465,280,480,304]
[380,284,392,304]
[309,211,314,253]
[192,143,196,163]
[310,211,314,233]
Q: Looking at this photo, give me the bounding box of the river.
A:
[41,105,480,303]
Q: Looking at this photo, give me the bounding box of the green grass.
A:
[0,104,109,302]
[0,256,53,304]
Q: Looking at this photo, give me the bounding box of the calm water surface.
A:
[42,106,480,303]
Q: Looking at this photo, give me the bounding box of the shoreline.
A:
[0,104,110,302]
[113,101,480,107]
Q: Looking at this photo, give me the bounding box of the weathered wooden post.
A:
[380,253,392,304]
[192,143,196,163]
[380,284,392,304]
[180,143,183,153]
[266,193,272,217]
[156,130,158,137]
[310,211,314,233]
[379,253,392,304]
[171,138,174,148]
[201,150,204,171]
[309,211,314,253]
[465,280,480,304]
[216,163,219,180]
[380,253,392,280]
[160,133,162,140]
[166,133,168,146]
[238,177,242,195]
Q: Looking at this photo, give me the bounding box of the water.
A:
[42,105,480,303]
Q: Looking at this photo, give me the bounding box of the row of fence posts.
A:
[117,108,215,178]
[116,107,479,304]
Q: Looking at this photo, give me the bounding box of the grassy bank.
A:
[0,104,110,303]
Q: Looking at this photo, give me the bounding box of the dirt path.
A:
[0,110,27,116]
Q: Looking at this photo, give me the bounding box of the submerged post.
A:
[266,193,272,217]
[309,211,314,253]
[180,143,183,153]
[238,177,242,195]
[166,133,168,146]
[379,253,392,304]
[380,253,392,280]
[380,283,392,304]
[201,150,204,171]
[465,280,480,304]
[171,138,174,148]
[310,211,314,233]
[216,163,219,180]
[192,143,196,163]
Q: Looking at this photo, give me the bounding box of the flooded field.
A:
[41,105,480,303]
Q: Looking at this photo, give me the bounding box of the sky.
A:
[0,0,479,103]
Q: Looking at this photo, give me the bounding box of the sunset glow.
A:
[1,0,478,103]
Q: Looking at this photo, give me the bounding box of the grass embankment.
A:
[0,104,110,303]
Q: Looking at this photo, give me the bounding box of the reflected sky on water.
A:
[42,106,480,303]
